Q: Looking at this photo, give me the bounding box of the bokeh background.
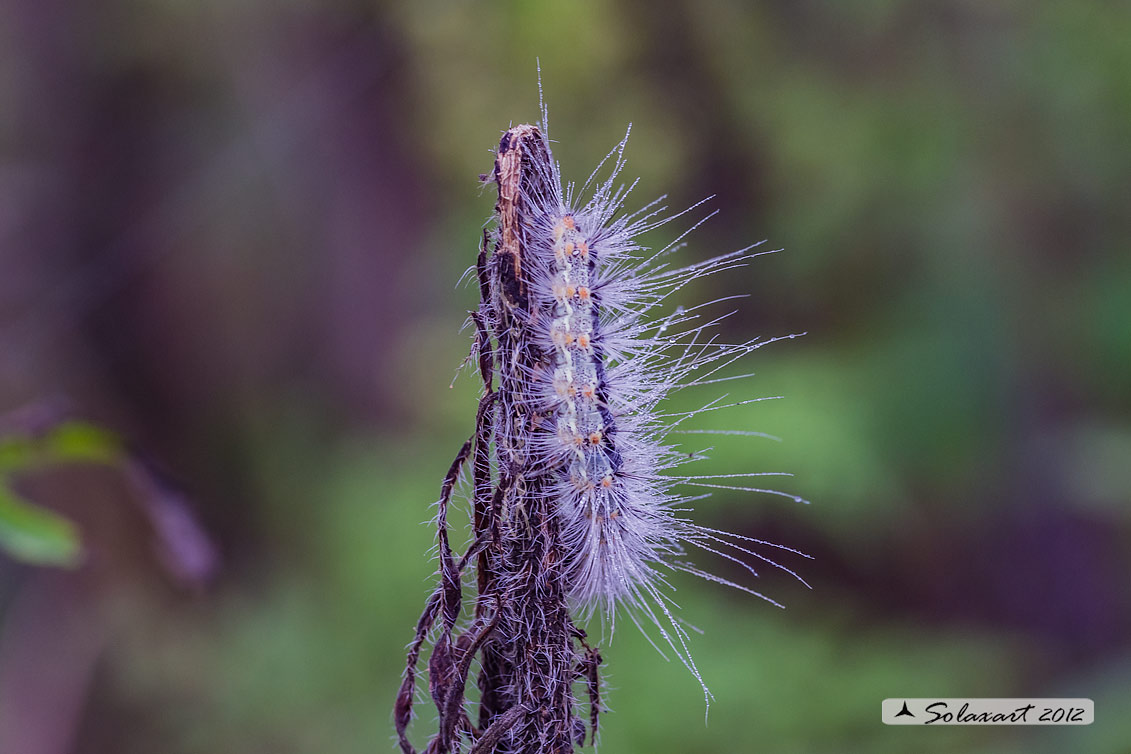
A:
[2,1,1130,752]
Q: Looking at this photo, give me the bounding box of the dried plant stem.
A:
[396,125,599,754]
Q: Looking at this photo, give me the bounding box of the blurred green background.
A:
[1,1,1130,752]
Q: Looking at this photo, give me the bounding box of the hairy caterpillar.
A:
[494,115,809,645]
[396,101,807,754]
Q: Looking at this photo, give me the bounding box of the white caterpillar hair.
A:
[483,104,810,693]
[396,96,810,754]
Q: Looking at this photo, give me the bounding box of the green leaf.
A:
[0,436,36,474]
[42,421,123,465]
[0,421,123,475]
[0,486,82,567]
